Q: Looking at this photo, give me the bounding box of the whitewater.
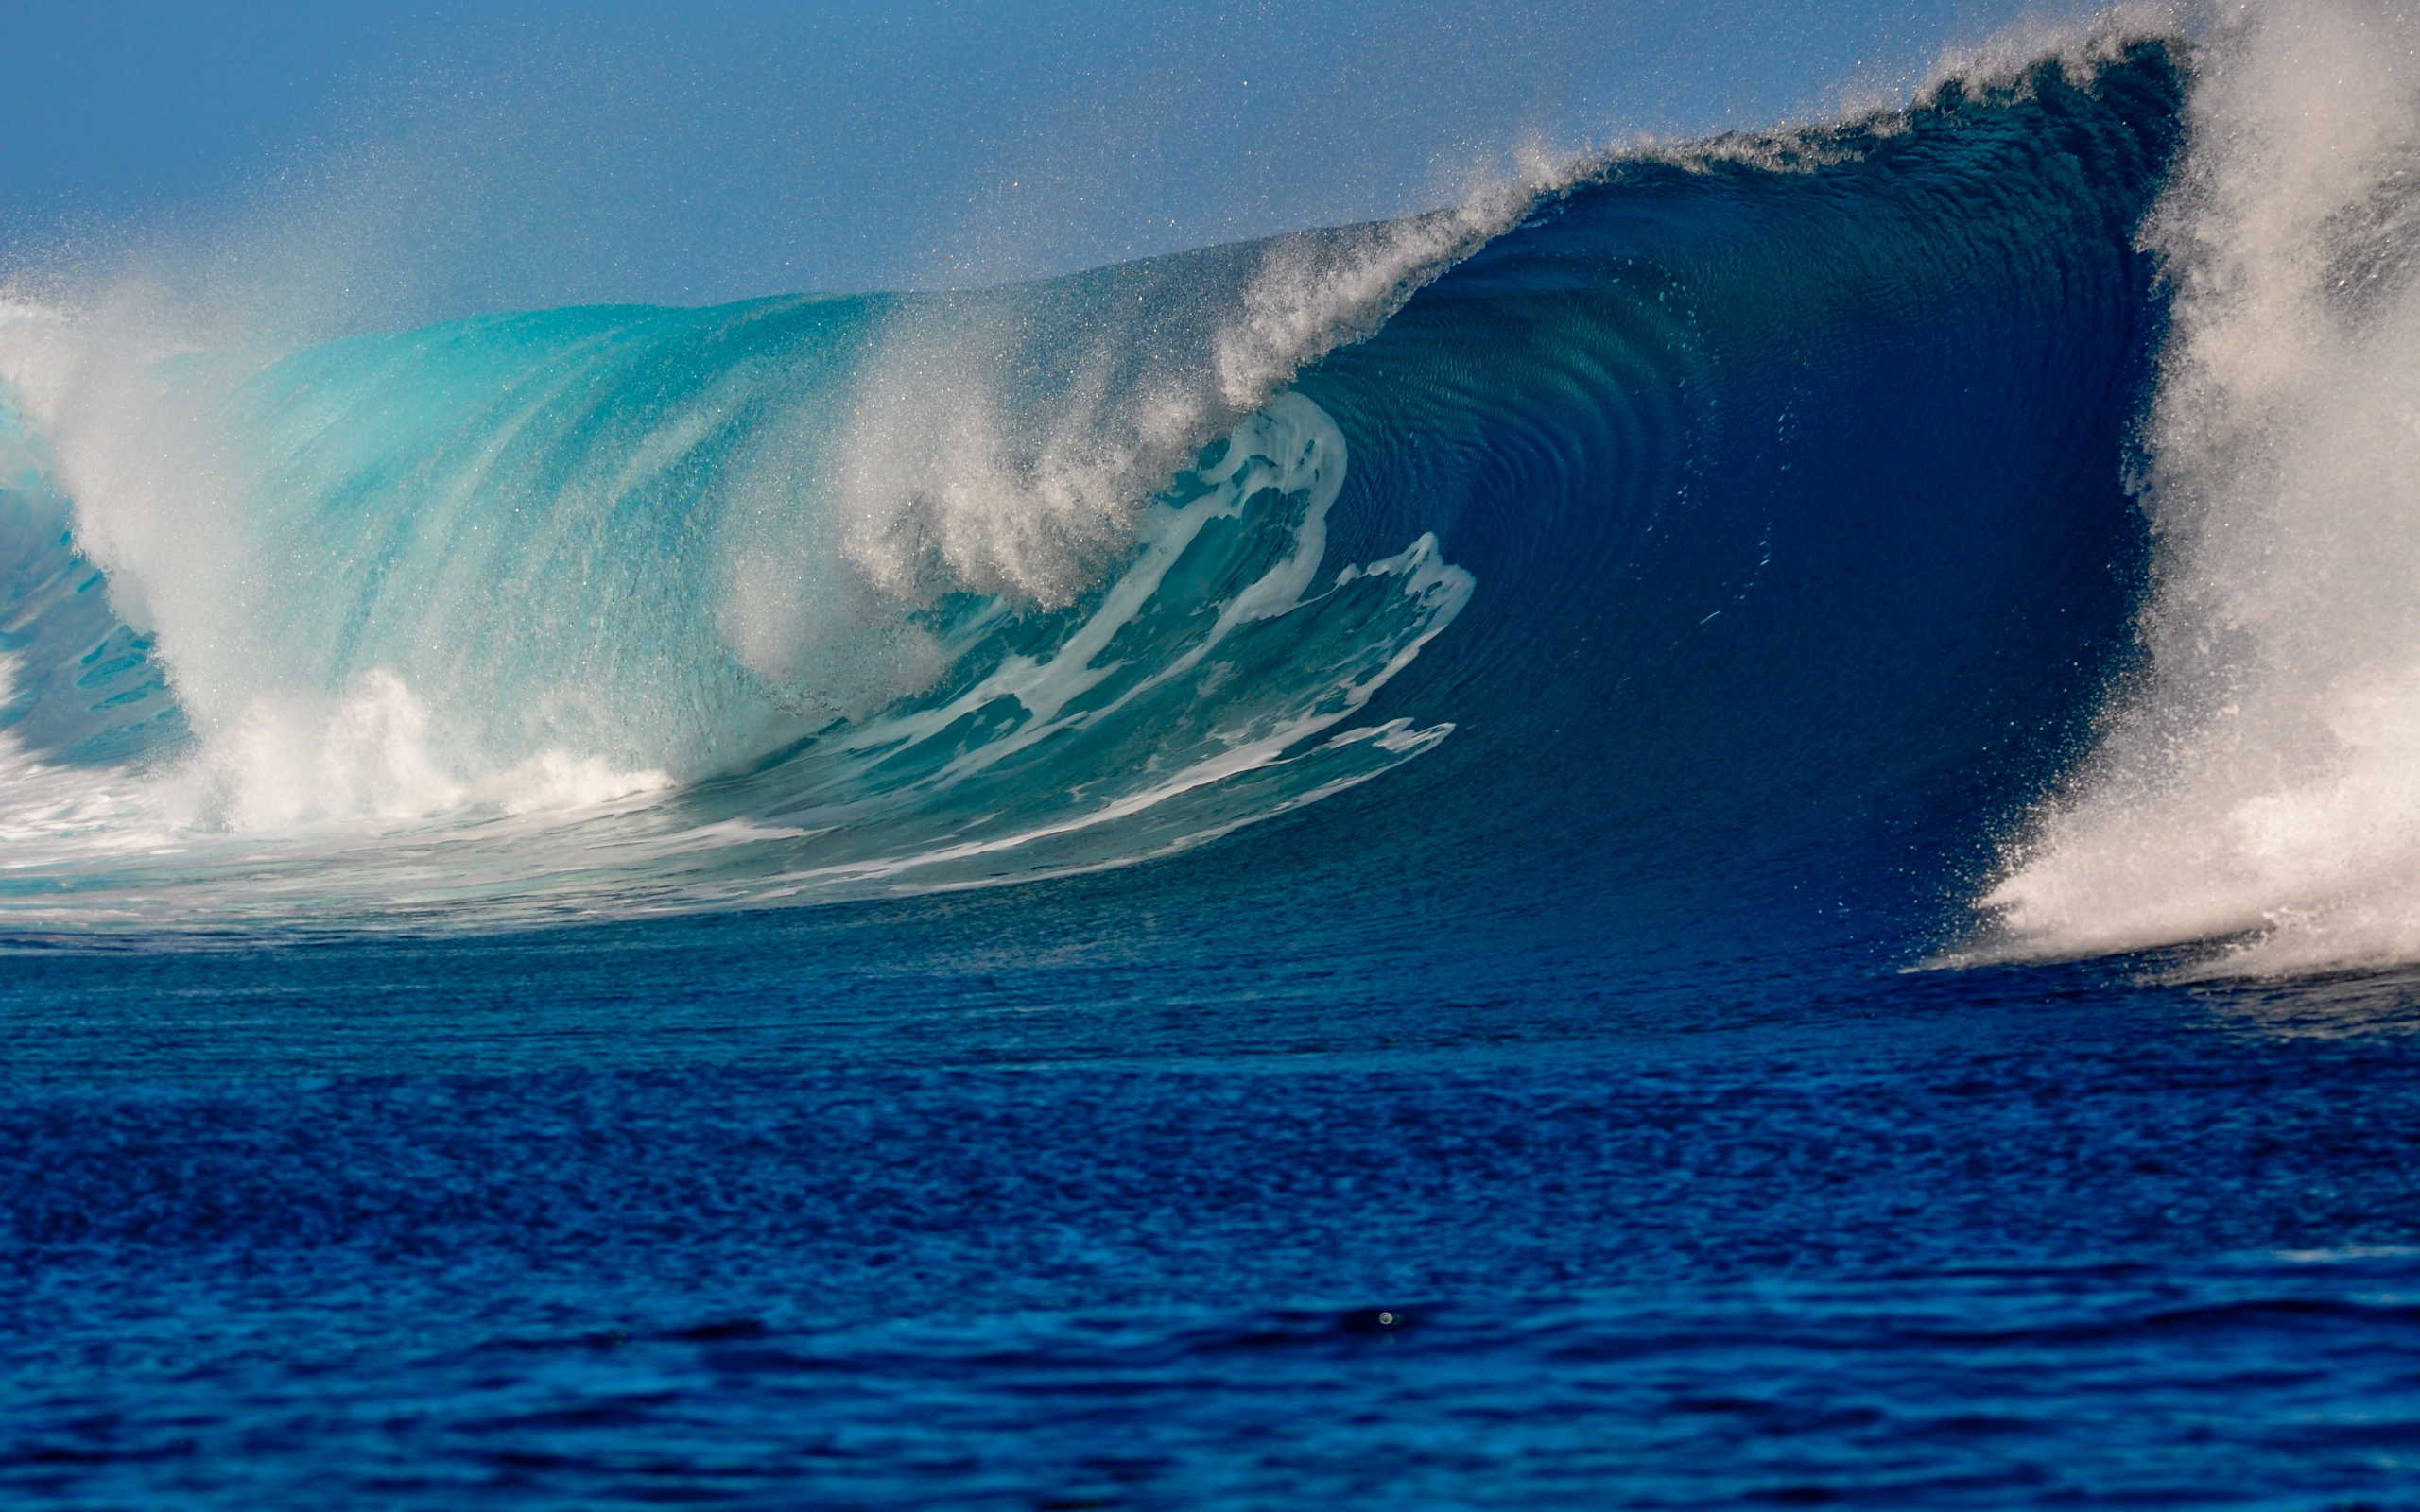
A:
[1964,0,2420,976]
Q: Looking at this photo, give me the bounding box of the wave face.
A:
[0,37,2202,963]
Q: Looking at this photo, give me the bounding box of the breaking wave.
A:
[6,5,2418,984]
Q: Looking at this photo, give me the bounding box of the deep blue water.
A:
[6,37,2420,1509]
[9,903,2420,1507]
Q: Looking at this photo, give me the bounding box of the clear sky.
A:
[5,0,2090,316]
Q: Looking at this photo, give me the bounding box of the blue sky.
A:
[6,0,2083,311]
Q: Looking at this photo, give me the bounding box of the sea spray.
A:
[1973,0,2420,975]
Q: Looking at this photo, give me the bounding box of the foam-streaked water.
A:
[9,6,2420,1506]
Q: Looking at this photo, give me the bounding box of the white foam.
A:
[1967,0,2420,978]
[1917,0,2193,106]
[828,163,1558,610]
[822,392,1469,809]
[152,668,672,832]
[1210,171,1556,410]
[448,393,1470,915]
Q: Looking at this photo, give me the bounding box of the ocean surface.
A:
[7,11,2420,1507]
